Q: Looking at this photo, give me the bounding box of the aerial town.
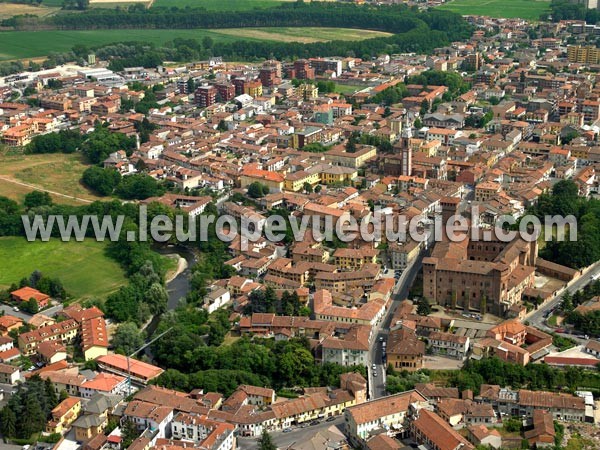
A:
[0,1,599,450]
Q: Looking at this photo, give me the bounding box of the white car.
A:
[372,364,377,370]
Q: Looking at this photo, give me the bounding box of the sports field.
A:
[0,27,390,60]
[437,0,550,20]
[0,237,127,300]
[0,150,102,205]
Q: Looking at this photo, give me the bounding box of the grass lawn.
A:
[37,0,65,6]
[0,149,102,205]
[437,0,550,20]
[0,3,59,20]
[547,314,558,326]
[0,237,127,300]
[151,0,291,10]
[0,27,389,60]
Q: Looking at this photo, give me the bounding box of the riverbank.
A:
[165,254,188,283]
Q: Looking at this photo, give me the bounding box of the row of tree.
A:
[561,280,600,337]
[449,356,599,394]
[26,124,137,164]
[244,287,310,316]
[0,4,471,68]
[545,0,600,23]
[531,180,600,269]
[152,333,366,392]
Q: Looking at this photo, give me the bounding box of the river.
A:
[145,244,197,336]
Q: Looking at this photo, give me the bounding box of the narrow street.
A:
[368,228,435,399]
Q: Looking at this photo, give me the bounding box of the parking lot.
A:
[423,355,465,370]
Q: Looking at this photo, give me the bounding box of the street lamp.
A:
[126,327,173,396]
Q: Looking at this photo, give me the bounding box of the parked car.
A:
[283,428,293,433]
[326,416,336,422]
[310,420,320,426]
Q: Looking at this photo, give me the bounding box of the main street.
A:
[368,227,436,400]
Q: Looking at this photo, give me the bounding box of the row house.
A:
[344,390,428,445]
[427,331,470,360]
[123,401,174,439]
[18,319,79,356]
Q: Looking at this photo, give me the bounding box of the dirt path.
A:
[0,175,94,204]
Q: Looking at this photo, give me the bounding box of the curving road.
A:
[526,261,600,344]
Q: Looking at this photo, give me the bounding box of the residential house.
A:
[411,409,474,450]
[344,391,428,445]
[46,397,82,434]
[427,331,470,359]
[0,363,19,385]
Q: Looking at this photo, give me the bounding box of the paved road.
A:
[527,261,600,343]
[0,303,63,320]
[367,228,435,400]
[237,417,345,450]
[0,304,32,321]
[368,258,425,399]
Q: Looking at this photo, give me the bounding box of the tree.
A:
[217,119,228,132]
[0,407,16,438]
[202,36,214,49]
[561,291,574,313]
[24,190,52,208]
[115,174,161,200]
[303,182,313,193]
[480,295,487,314]
[186,77,196,94]
[121,418,140,448]
[24,298,39,314]
[346,133,358,153]
[247,182,268,199]
[417,297,431,316]
[59,390,69,402]
[82,166,121,196]
[258,429,277,450]
[111,322,145,356]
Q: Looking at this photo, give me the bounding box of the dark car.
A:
[326,416,336,422]
[310,420,320,426]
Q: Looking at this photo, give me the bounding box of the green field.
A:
[0,237,127,300]
[150,0,290,10]
[437,0,550,20]
[0,27,389,60]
